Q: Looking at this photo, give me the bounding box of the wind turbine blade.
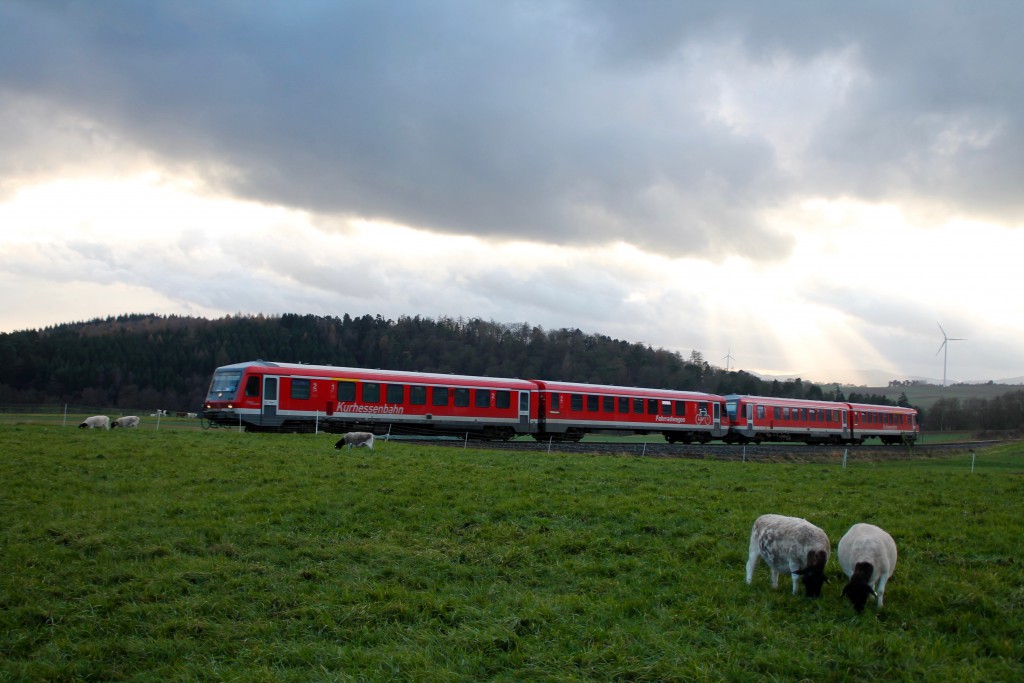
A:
[937,322,947,338]
[936,341,946,355]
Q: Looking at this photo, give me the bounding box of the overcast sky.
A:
[2,0,1022,385]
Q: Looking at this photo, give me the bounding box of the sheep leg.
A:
[745,546,760,584]
[875,576,889,607]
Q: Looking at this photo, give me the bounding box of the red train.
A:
[724,395,919,445]
[202,360,918,445]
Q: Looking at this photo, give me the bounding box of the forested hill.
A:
[1,313,873,413]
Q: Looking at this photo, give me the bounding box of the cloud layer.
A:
[1,1,1022,384]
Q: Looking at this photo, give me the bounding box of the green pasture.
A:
[1,425,1021,681]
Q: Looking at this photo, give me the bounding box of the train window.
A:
[245,375,261,398]
[338,381,355,401]
[587,395,599,412]
[386,384,404,404]
[648,399,659,415]
[290,378,311,400]
[496,390,511,409]
[756,405,765,420]
[603,396,615,413]
[675,400,686,416]
[362,382,380,403]
[549,392,560,411]
[476,390,491,408]
[809,409,817,422]
[210,370,243,398]
[662,400,672,414]
[782,407,789,419]
[773,407,781,420]
[620,397,631,413]
[454,388,470,407]
[410,385,427,405]
[432,387,449,406]
[571,394,583,411]
[634,398,645,414]
[520,392,529,411]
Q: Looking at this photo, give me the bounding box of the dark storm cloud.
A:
[2,1,1023,258]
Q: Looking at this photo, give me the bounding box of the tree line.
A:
[5,312,999,429]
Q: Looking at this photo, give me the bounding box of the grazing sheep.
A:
[78,415,110,430]
[334,431,375,450]
[111,415,140,429]
[838,523,898,613]
[746,514,830,597]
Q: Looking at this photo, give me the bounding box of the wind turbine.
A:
[721,348,735,372]
[935,322,965,387]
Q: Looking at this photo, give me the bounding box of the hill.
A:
[843,383,1022,411]
[0,313,834,413]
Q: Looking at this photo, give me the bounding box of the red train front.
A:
[203,360,538,436]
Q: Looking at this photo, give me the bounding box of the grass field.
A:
[1,425,1021,681]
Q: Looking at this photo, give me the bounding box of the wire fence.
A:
[0,404,205,430]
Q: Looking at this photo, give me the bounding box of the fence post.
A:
[63,403,68,427]
[842,449,848,468]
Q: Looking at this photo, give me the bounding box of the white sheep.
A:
[838,523,898,613]
[111,415,140,429]
[334,431,375,450]
[78,415,110,430]
[746,513,830,597]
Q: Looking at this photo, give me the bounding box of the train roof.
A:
[726,394,916,413]
[532,379,722,399]
[214,360,537,389]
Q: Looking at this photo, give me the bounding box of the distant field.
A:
[1,424,1021,681]
[849,382,1022,410]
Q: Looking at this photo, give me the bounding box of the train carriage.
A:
[848,402,919,445]
[531,380,727,443]
[726,395,920,445]
[725,395,852,444]
[203,361,537,438]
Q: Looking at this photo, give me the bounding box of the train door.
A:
[262,376,279,425]
[841,409,849,441]
[519,391,531,431]
[713,402,722,437]
[746,403,755,438]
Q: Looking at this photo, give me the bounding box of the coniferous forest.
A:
[1,313,841,413]
[4,312,1022,430]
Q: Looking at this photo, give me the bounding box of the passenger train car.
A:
[532,380,726,443]
[724,395,918,445]
[202,360,918,445]
[203,361,537,439]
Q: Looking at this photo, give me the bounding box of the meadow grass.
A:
[1,425,1021,681]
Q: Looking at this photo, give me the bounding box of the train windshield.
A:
[207,370,243,400]
[724,395,741,419]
